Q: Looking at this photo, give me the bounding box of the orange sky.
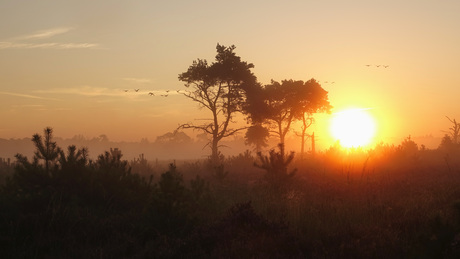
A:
[1,0,459,150]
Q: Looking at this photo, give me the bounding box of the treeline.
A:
[0,131,247,161]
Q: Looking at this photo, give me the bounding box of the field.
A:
[1,138,460,258]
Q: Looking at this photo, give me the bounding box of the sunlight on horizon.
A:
[330,108,377,148]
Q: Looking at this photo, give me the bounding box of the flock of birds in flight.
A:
[123,89,185,97]
[122,65,388,96]
[365,64,390,68]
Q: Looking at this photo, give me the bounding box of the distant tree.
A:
[446,116,460,144]
[155,131,192,145]
[247,79,331,149]
[178,44,259,165]
[398,135,418,159]
[91,134,109,143]
[31,127,61,174]
[196,132,209,143]
[439,134,457,152]
[244,124,269,153]
[70,134,86,142]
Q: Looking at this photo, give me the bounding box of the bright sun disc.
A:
[330,108,376,148]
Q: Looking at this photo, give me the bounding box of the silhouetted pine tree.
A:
[254,143,297,190]
[32,127,61,174]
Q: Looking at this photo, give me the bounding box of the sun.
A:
[330,108,376,148]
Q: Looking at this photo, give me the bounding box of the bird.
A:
[383,65,389,68]
[176,90,181,93]
[148,92,155,96]
[376,65,381,68]
[166,90,170,93]
[134,89,140,92]
[365,64,371,67]
[124,89,129,92]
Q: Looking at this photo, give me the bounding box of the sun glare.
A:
[330,108,376,148]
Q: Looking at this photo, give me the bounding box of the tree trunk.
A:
[311,132,315,157]
[300,131,305,160]
[211,137,219,165]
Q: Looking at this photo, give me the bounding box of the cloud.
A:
[17,27,74,40]
[35,86,122,97]
[11,104,45,108]
[0,27,99,50]
[0,91,57,100]
[0,42,98,49]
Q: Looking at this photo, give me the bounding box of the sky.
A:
[1,0,459,150]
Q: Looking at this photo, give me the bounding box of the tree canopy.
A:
[247,79,331,146]
[178,44,259,164]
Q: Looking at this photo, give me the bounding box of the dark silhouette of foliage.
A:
[178,44,259,165]
[155,131,192,145]
[244,123,269,153]
[146,163,191,237]
[439,134,459,153]
[0,157,14,185]
[58,145,88,171]
[5,121,460,258]
[95,147,129,174]
[31,127,61,173]
[246,79,331,146]
[182,202,302,258]
[446,116,460,144]
[398,135,419,161]
[1,129,154,258]
[254,143,297,190]
[212,163,229,182]
[130,153,155,180]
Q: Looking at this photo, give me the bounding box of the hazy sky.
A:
[1,0,459,149]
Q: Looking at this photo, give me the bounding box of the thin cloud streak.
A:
[17,27,74,40]
[0,42,98,49]
[11,104,45,108]
[0,27,99,50]
[0,91,57,100]
[35,86,128,97]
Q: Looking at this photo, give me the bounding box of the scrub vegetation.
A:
[1,127,460,258]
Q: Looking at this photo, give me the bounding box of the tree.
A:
[155,131,192,145]
[254,143,297,190]
[58,145,88,171]
[446,116,460,145]
[439,134,456,152]
[31,127,61,174]
[248,79,331,148]
[295,116,314,160]
[178,44,259,164]
[295,79,331,158]
[244,124,270,153]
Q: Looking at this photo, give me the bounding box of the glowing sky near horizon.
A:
[1,0,459,150]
